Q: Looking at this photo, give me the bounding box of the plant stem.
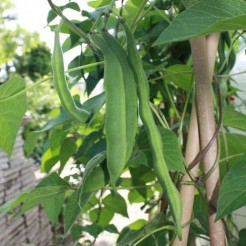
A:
[66,61,104,73]
[0,61,104,102]
[132,225,176,246]
[164,82,181,120]
[0,77,52,102]
[130,0,149,30]
[47,0,98,53]
[219,70,246,78]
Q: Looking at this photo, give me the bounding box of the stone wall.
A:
[0,131,53,246]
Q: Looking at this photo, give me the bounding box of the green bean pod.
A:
[122,21,182,240]
[90,32,127,187]
[52,26,90,123]
[101,29,138,163]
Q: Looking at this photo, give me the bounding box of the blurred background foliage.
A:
[0,0,58,161]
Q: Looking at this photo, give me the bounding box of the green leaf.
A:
[103,224,119,234]
[24,132,40,157]
[64,190,91,234]
[216,155,246,221]
[14,186,68,217]
[219,133,246,178]
[0,191,28,214]
[14,173,70,217]
[131,0,142,7]
[62,33,80,53]
[0,77,27,156]
[43,193,65,224]
[82,162,108,193]
[47,10,57,25]
[89,207,114,225]
[190,195,209,236]
[128,150,149,168]
[103,193,128,218]
[129,219,148,230]
[82,195,98,213]
[88,0,111,8]
[50,129,67,150]
[75,131,104,163]
[223,108,246,131]
[129,165,155,199]
[47,2,80,24]
[64,2,80,11]
[182,0,202,8]
[117,214,174,246]
[164,65,193,91]
[71,224,83,242]
[128,189,145,204]
[36,107,72,133]
[137,127,185,173]
[41,147,60,173]
[84,92,105,125]
[37,172,70,187]
[41,130,68,173]
[78,152,107,205]
[59,138,77,174]
[83,224,102,238]
[154,0,246,45]
[239,229,246,246]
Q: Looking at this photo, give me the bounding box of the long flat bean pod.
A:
[122,21,182,240]
[52,26,90,123]
[101,29,138,163]
[90,32,127,187]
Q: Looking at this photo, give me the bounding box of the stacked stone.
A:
[0,131,53,246]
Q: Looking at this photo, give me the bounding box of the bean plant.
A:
[0,0,246,245]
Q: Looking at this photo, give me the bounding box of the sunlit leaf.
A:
[0,77,27,156]
[216,155,246,221]
[137,127,185,173]
[223,108,246,131]
[164,65,193,91]
[154,0,246,45]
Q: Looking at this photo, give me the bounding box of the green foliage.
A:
[136,127,185,173]
[0,0,14,25]
[13,173,70,217]
[0,0,246,245]
[216,155,246,221]
[223,107,246,131]
[154,0,246,45]
[0,76,27,156]
[78,151,108,199]
[0,25,39,67]
[117,214,174,246]
[14,43,52,81]
[22,79,59,160]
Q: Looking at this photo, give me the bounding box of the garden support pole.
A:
[172,103,200,246]
[191,36,225,246]
[172,33,220,246]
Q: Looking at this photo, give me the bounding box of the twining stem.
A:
[219,70,246,78]
[132,225,176,246]
[172,33,220,246]
[130,0,149,29]
[191,36,225,246]
[47,0,98,53]
[0,62,104,102]
[0,77,52,102]
[65,61,104,73]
